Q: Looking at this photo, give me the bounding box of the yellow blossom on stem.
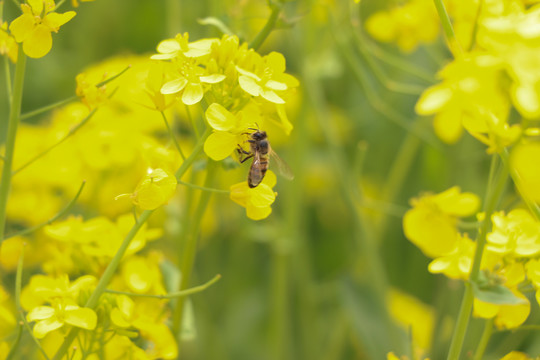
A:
[9,0,76,58]
[230,170,277,220]
[151,33,217,61]
[403,186,480,258]
[160,61,226,105]
[415,53,508,144]
[26,299,97,338]
[365,0,440,53]
[75,73,108,110]
[236,52,299,105]
[487,209,540,257]
[473,289,530,329]
[0,21,18,63]
[203,102,260,161]
[129,168,177,210]
[428,233,475,280]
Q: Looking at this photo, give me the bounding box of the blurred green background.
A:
[2,0,539,359]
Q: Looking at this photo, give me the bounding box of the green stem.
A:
[249,0,282,50]
[177,179,229,194]
[175,127,212,180]
[13,109,98,176]
[172,160,217,341]
[5,325,22,360]
[160,111,186,160]
[377,119,423,236]
[4,181,85,240]
[446,155,508,360]
[334,31,439,149]
[105,274,221,299]
[3,55,12,101]
[432,0,463,56]
[473,318,494,360]
[19,65,129,121]
[0,46,26,244]
[467,0,484,51]
[20,96,77,120]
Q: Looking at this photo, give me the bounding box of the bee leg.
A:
[237,146,254,163]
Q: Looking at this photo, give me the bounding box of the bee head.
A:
[250,130,267,141]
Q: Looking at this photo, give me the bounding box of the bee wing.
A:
[269,149,294,180]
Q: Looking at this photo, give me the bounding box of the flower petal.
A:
[161,77,188,94]
[261,90,285,104]
[9,13,35,42]
[199,74,226,84]
[27,306,55,322]
[33,318,63,339]
[203,132,238,160]
[43,11,76,31]
[415,85,453,115]
[205,103,237,131]
[238,75,261,96]
[182,82,203,105]
[23,24,52,58]
[64,307,98,330]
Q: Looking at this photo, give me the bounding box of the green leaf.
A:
[471,282,527,305]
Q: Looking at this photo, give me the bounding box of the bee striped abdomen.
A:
[248,157,269,188]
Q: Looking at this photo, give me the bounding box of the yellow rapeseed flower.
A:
[230,170,277,220]
[130,168,177,210]
[26,300,97,338]
[0,21,18,63]
[415,53,509,144]
[403,186,480,258]
[487,209,540,257]
[365,0,439,53]
[9,0,76,58]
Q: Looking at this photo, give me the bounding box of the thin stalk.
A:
[20,96,77,120]
[377,119,423,236]
[172,160,217,341]
[467,0,484,51]
[3,55,12,101]
[249,1,282,50]
[175,127,212,180]
[447,155,508,360]
[160,111,186,160]
[5,180,85,240]
[20,65,129,121]
[432,0,463,56]
[0,46,26,244]
[105,274,221,299]
[5,325,22,360]
[473,318,494,360]
[13,109,98,176]
[334,32,439,149]
[358,32,435,83]
[177,179,229,194]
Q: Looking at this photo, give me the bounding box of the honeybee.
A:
[237,129,294,188]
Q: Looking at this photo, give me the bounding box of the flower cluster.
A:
[151,33,298,220]
[404,186,540,330]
